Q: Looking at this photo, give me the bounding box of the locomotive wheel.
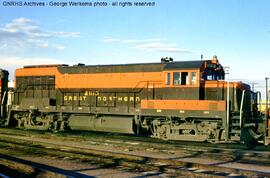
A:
[150,120,170,140]
[17,117,26,129]
[152,124,170,140]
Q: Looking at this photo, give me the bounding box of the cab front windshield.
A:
[202,63,225,81]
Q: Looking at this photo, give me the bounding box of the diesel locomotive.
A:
[0,56,266,143]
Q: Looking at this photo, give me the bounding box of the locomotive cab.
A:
[202,65,262,142]
[201,55,225,81]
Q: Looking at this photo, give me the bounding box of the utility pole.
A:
[224,67,230,141]
[266,78,269,119]
[265,77,270,145]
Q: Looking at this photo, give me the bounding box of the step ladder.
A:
[228,114,241,141]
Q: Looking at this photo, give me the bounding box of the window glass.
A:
[191,72,197,85]
[203,67,225,81]
[173,72,181,85]
[207,75,213,80]
[173,72,189,85]
[166,73,171,85]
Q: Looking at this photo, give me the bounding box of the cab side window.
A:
[166,73,171,85]
[173,72,189,85]
[191,72,197,85]
[173,72,181,85]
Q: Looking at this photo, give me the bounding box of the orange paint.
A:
[15,67,59,76]
[56,72,164,89]
[15,67,201,89]
[203,80,247,89]
[141,100,226,111]
[14,66,243,91]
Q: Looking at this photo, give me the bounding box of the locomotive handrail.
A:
[0,91,6,118]
[256,91,262,116]
[1,91,6,106]
[132,80,163,93]
[239,90,246,128]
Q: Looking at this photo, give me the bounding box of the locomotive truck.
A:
[0,56,266,143]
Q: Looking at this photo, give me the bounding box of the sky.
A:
[0,0,270,92]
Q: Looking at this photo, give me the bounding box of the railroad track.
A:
[0,129,269,177]
[0,154,91,178]
[0,128,270,160]
[0,128,269,152]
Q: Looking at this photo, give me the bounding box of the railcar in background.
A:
[3,56,265,143]
[0,69,9,120]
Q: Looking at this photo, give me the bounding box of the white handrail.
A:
[239,90,246,128]
[1,91,6,118]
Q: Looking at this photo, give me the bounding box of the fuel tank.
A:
[68,115,134,134]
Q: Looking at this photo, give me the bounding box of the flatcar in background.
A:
[1,56,268,143]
